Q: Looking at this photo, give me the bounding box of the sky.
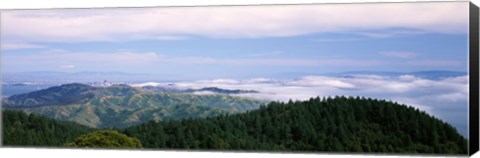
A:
[0,2,469,80]
[0,2,471,136]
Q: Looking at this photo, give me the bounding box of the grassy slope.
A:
[4,83,265,128]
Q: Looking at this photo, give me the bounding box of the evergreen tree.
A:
[121,96,468,154]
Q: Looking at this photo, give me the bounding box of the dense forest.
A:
[122,96,468,154]
[2,109,93,146]
[3,96,468,154]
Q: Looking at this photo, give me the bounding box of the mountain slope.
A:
[3,83,98,108]
[122,96,467,154]
[3,83,265,128]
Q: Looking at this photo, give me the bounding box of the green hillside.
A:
[122,96,468,154]
[3,83,265,128]
[3,83,98,108]
[2,96,467,154]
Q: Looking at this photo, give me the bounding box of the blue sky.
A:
[1,2,469,80]
[2,31,469,80]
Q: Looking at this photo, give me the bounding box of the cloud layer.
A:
[133,74,468,136]
[1,2,468,43]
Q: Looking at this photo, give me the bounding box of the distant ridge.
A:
[3,83,98,108]
[332,70,467,79]
[2,83,265,128]
[273,70,467,79]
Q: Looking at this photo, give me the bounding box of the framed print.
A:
[1,1,479,157]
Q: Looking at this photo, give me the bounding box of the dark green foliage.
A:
[64,130,142,148]
[122,96,468,154]
[2,96,468,154]
[2,109,92,146]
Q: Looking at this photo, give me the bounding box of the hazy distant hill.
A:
[142,86,259,94]
[3,83,265,128]
[333,70,467,80]
[3,83,99,108]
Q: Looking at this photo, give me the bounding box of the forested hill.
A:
[2,109,92,146]
[122,96,468,154]
[3,83,264,128]
[2,96,468,154]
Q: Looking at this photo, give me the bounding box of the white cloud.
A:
[406,60,463,67]
[165,57,384,67]
[378,51,418,59]
[354,29,426,38]
[151,36,188,40]
[244,78,279,84]
[314,38,365,43]
[1,2,468,43]
[60,64,76,69]
[435,92,467,102]
[131,82,163,87]
[1,42,47,50]
[2,50,162,71]
[166,56,218,64]
[244,51,285,57]
[288,76,356,89]
[141,74,467,109]
[2,48,386,72]
[135,74,468,136]
[197,79,241,84]
[254,58,381,66]
[106,52,160,63]
[398,75,417,81]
